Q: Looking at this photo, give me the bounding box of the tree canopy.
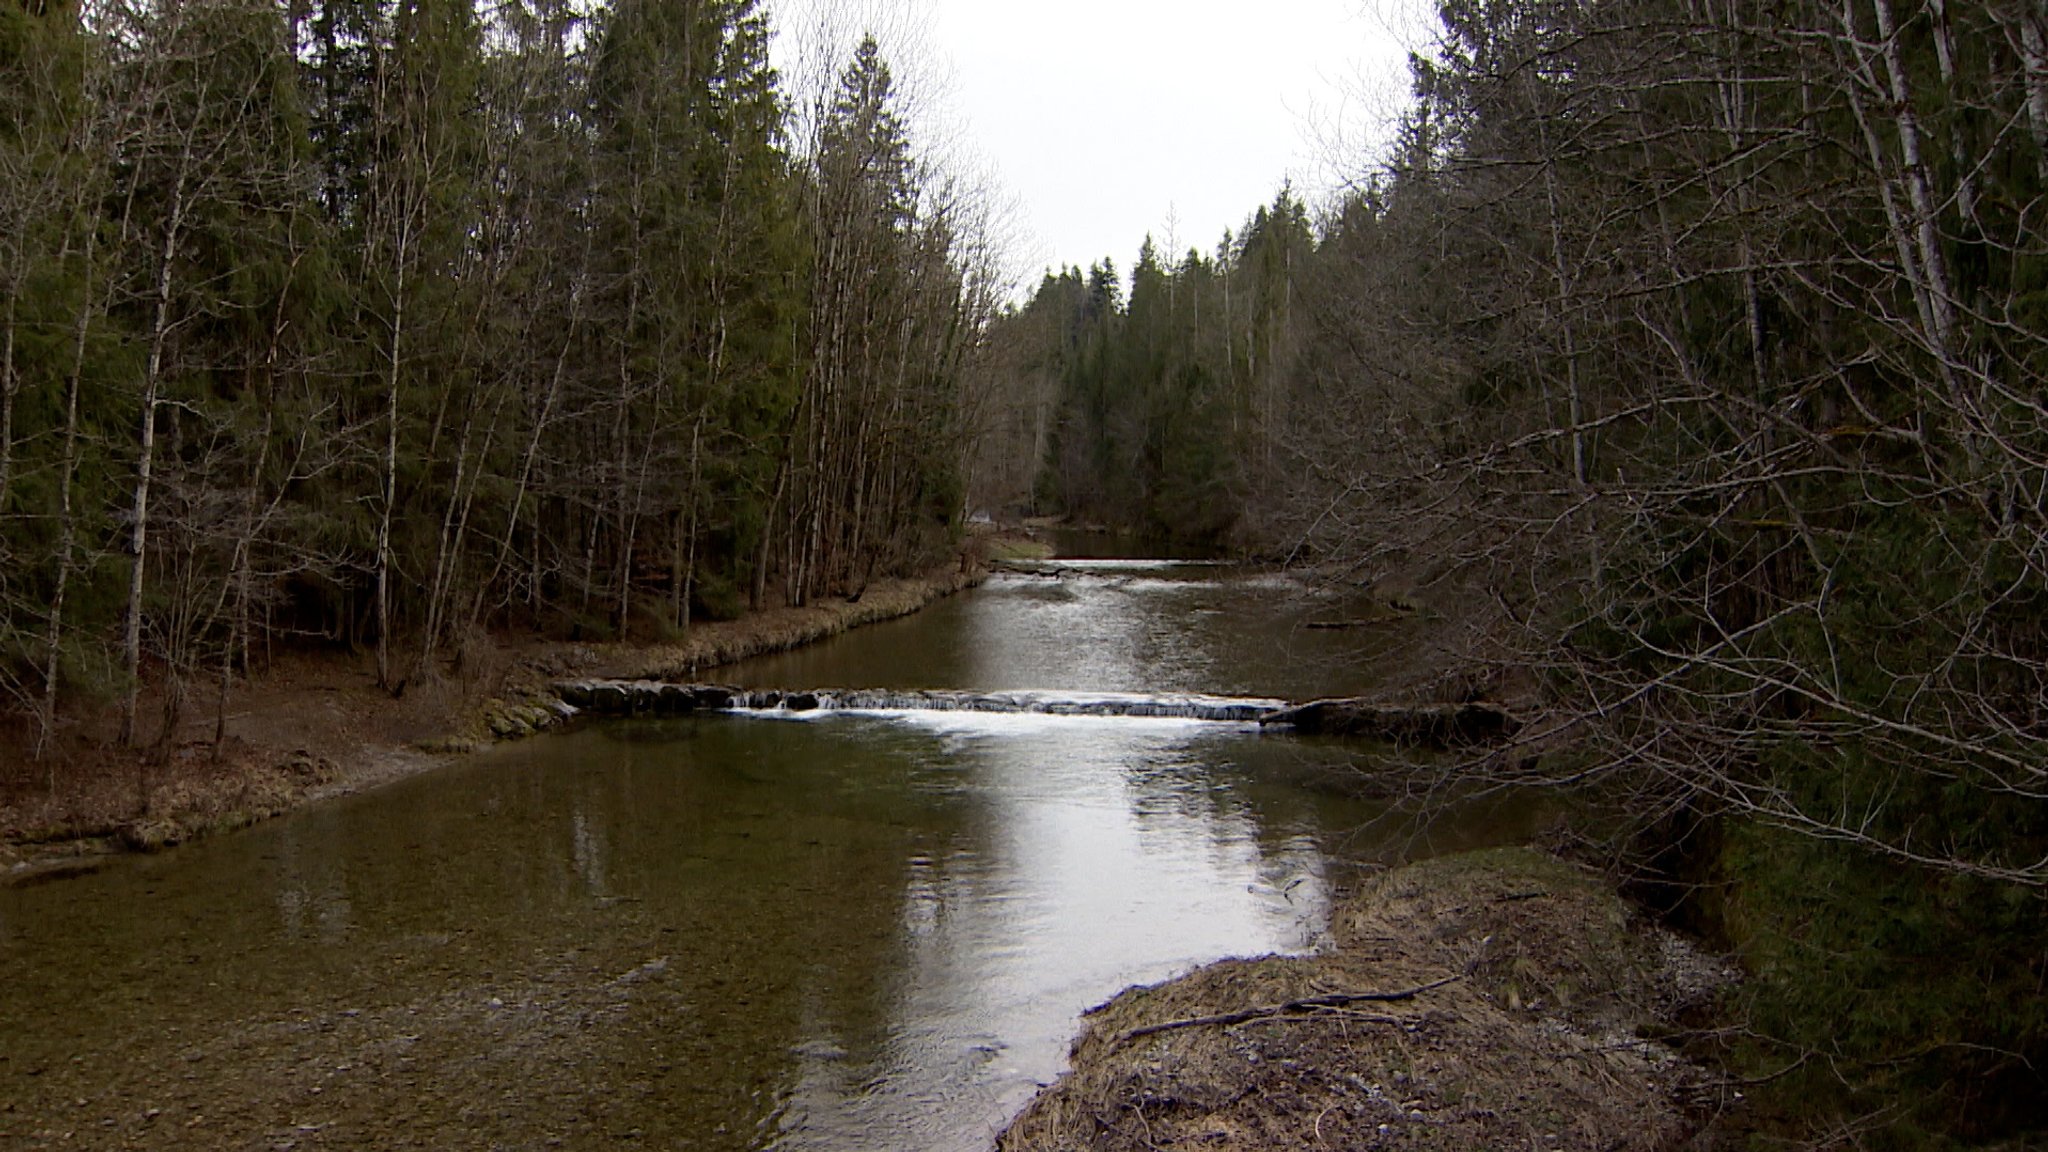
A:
[0,0,1001,749]
[970,1,2048,1142]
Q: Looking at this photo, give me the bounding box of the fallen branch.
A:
[1114,974,1462,1046]
[1259,698,1522,746]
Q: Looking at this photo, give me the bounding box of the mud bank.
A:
[1,565,987,882]
[1000,847,1733,1152]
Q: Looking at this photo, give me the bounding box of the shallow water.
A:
[0,562,1525,1150]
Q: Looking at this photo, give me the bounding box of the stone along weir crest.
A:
[552,679,1525,745]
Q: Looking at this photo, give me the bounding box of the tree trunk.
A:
[1924,0,1979,231]
[2000,7,2048,183]
[0,285,18,515]
[673,419,701,630]
[753,452,789,611]
[122,178,188,748]
[375,216,410,693]
[40,229,95,768]
[421,399,498,673]
[217,407,272,756]
[477,262,582,627]
[1868,0,1958,363]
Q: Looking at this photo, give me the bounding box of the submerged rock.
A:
[689,685,738,709]
[656,683,696,714]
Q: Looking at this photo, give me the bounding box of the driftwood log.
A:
[1259,698,1522,747]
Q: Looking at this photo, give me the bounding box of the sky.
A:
[769,1,1430,292]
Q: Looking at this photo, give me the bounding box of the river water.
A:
[0,559,1526,1151]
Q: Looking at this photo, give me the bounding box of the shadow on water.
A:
[0,560,1535,1151]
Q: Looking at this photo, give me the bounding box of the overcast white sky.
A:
[769,1,1430,291]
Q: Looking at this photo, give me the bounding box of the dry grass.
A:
[1001,847,1730,1152]
[0,737,345,870]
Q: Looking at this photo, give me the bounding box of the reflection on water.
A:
[0,563,1524,1151]
[729,560,1403,702]
[753,718,1334,1149]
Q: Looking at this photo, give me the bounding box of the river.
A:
[0,558,1529,1150]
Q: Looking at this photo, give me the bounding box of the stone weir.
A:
[552,681,1284,724]
[551,680,1526,746]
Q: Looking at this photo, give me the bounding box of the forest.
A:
[973,0,2048,1145]
[0,0,998,758]
[5,0,2047,1144]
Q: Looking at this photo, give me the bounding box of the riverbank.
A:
[0,556,1006,882]
[999,846,1734,1151]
